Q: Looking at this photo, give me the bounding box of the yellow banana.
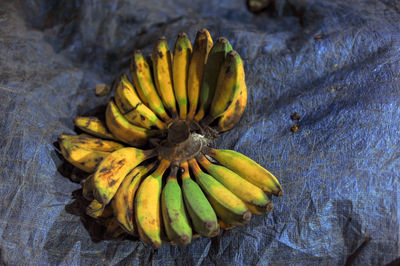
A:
[86,199,113,218]
[135,159,171,249]
[74,116,115,139]
[93,147,155,205]
[188,159,251,226]
[161,165,192,245]
[218,219,236,230]
[203,147,283,196]
[187,29,213,119]
[215,82,247,132]
[195,37,232,121]
[59,134,124,152]
[180,162,219,237]
[172,32,192,118]
[197,155,272,214]
[130,50,171,122]
[105,100,159,147]
[59,137,109,173]
[203,50,245,125]
[111,162,156,234]
[115,75,165,130]
[152,37,178,118]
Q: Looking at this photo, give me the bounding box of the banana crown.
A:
[58,29,282,249]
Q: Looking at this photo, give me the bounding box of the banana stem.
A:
[167,164,179,181]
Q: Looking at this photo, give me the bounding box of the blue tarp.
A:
[0,0,399,264]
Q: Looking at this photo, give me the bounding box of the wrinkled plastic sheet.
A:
[0,0,399,265]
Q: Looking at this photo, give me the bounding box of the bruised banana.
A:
[189,159,251,226]
[195,37,232,121]
[59,137,109,173]
[106,100,159,147]
[152,37,178,118]
[82,174,94,200]
[187,29,213,119]
[104,217,126,238]
[172,32,192,118]
[215,81,247,132]
[111,162,156,234]
[203,50,245,125]
[130,50,171,122]
[74,116,115,140]
[203,147,283,196]
[135,159,170,249]
[115,75,165,130]
[93,147,155,205]
[180,162,219,237]
[59,134,124,152]
[197,155,273,214]
[161,165,192,245]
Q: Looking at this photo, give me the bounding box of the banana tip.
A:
[243,211,252,222]
[266,202,274,213]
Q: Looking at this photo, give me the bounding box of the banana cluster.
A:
[58,29,283,248]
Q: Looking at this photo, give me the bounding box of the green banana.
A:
[161,165,192,245]
[188,159,251,226]
[195,37,233,121]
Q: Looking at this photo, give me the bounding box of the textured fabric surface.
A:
[0,0,399,265]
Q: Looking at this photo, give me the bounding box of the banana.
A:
[194,37,233,121]
[203,147,283,196]
[152,37,178,118]
[215,81,247,132]
[218,219,236,230]
[130,50,171,122]
[82,174,94,200]
[135,159,171,249]
[203,50,245,125]
[86,199,113,218]
[104,217,126,238]
[93,147,155,205]
[59,134,124,152]
[188,159,251,226]
[59,137,110,173]
[187,29,213,119]
[111,162,156,234]
[74,116,115,140]
[197,155,272,214]
[172,32,192,118]
[180,162,219,237]
[115,75,165,130]
[161,165,192,245]
[105,100,159,147]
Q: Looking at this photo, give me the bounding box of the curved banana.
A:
[86,199,113,218]
[111,162,156,234]
[172,32,192,118]
[115,75,165,130]
[74,116,115,140]
[203,50,245,125]
[59,134,124,152]
[197,155,272,214]
[187,29,213,119]
[203,147,283,196]
[152,37,178,118]
[161,165,192,245]
[135,159,171,249]
[215,82,247,132]
[188,159,251,226]
[59,137,110,173]
[180,162,219,237]
[106,100,159,147]
[93,147,155,205]
[195,37,232,121]
[130,50,170,122]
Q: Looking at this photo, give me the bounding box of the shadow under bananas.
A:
[53,141,139,243]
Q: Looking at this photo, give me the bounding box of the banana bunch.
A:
[58,29,283,248]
